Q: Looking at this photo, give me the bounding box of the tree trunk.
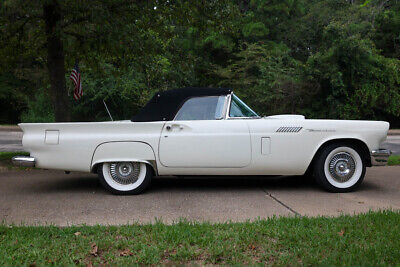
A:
[43,0,70,122]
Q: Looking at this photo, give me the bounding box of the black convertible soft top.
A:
[131,87,232,122]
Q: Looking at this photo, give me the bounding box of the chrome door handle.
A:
[166,125,183,131]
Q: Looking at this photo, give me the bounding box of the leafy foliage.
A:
[304,22,400,119]
[1,0,400,125]
[20,87,54,123]
[0,73,33,123]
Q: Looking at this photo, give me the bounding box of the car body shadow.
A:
[27,173,319,194]
[150,175,319,192]
[24,172,378,194]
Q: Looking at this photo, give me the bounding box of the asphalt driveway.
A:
[0,167,399,225]
[0,130,23,152]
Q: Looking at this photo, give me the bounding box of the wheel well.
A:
[91,163,100,174]
[91,162,157,175]
[307,138,372,174]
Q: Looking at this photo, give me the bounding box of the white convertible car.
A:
[13,87,391,194]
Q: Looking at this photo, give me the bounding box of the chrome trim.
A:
[109,162,141,185]
[221,94,229,119]
[307,129,336,132]
[171,92,260,121]
[371,149,391,166]
[12,156,35,167]
[225,93,233,120]
[328,152,356,182]
[276,126,303,133]
[92,159,158,175]
[226,93,261,120]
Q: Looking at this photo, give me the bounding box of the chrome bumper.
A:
[12,156,35,167]
[371,149,391,166]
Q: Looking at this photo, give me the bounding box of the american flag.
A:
[69,63,82,100]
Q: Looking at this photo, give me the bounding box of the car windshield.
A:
[174,96,226,120]
[229,94,259,118]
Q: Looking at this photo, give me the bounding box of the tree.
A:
[304,22,400,119]
[0,0,152,121]
[1,0,400,125]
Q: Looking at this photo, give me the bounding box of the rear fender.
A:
[91,141,157,174]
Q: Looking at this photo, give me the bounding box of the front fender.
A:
[306,135,372,171]
[91,141,157,174]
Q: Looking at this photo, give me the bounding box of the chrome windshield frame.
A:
[224,93,233,120]
[172,92,259,121]
[225,93,260,120]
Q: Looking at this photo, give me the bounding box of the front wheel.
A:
[313,143,366,193]
[98,162,153,195]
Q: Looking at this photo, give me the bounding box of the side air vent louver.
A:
[276,126,303,133]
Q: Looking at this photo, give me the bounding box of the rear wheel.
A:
[313,143,366,193]
[97,162,153,195]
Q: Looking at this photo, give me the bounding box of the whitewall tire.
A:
[313,143,366,192]
[97,162,153,195]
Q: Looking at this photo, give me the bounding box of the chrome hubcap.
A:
[328,152,356,183]
[109,162,140,185]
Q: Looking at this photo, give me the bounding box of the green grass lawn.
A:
[0,151,29,161]
[0,211,399,265]
[388,155,400,166]
[0,151,30,171]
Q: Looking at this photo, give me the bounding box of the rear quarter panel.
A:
[20,121,164,172]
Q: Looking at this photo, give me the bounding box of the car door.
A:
[158,96,251,168]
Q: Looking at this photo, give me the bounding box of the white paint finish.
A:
[246,118,310,174]
[158,120,251,168]
[19,116,389,176]
[261,137,271,155]
[265,114,305,120]
[44,130,59,145]
[246,119,389,175]
[91,142,156,168]
[20,121,164,172]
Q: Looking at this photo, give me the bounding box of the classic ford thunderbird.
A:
[13,87,391,194]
